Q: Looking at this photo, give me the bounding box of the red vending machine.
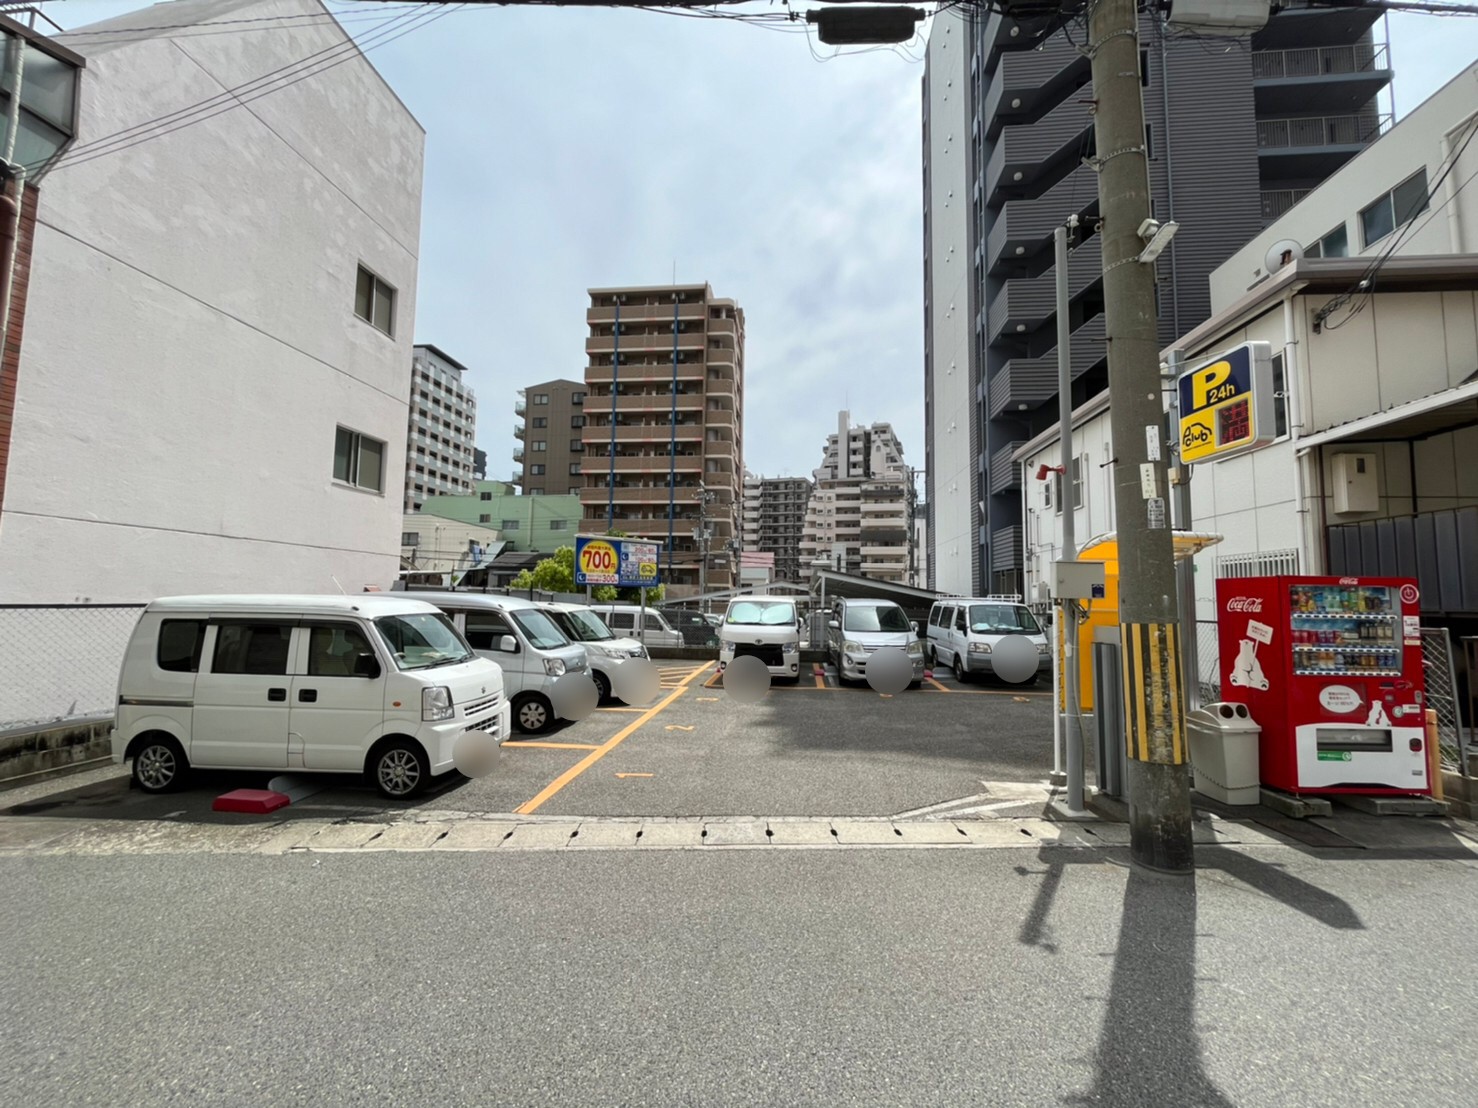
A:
[1214,575,1430,797]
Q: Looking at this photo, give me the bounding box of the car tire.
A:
[131,735,189,794]
[369,739,429,800]
[952,658,969,684]
[512,693,554,735]
[592,669,612,703]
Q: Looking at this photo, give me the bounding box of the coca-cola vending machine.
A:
[1214,575,1430,796]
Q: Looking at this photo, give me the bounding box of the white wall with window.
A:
[0,0,425,600]
[1211,61,1478,310]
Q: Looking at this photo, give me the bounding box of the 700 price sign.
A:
[574,535,661,588]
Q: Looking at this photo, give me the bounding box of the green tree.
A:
[511,547,619,601]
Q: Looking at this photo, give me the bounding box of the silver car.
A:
[826,598,925,687]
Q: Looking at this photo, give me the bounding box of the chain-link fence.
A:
[1420,627,1466,773]
[0,605,144,732]
[1195,621,1221,705]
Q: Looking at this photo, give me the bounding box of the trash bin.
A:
[1186,702,1261,805]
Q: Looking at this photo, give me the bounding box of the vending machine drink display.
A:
[1214,575,1430,797]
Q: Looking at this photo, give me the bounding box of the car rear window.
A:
[157,619,206,672]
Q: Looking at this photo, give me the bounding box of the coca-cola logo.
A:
[1226,597,1263,613]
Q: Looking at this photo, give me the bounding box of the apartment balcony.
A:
[1252,42,1391,114]
[983,35,1090,138]
[990,525,1023,572]
[587,301,708,325]
[986,164,1098,274]
[987,236,1101,344]
[1261,188,1313,221]
[514,399,526,415]
[586,424,705,445]
[989,314,1107,420]
[707,317,739,338]
[585,362,707,385]
[586,332,705,356]
[1257,111,1387,178]
[593,392,706,415]
[513,423,526,440]
[987,441,1026,496]
[595,454,705,475]
[512,447,524,462]
[985,94,1094,204]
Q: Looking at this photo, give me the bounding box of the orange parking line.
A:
[812,667,825,689]
[515,662,710,815]
[503,741,602,751]
[925,677,951,693]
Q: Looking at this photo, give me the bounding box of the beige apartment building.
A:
[800,413,916,584]
[514,378,587,496]
[581,283,744,594]
[744,471,813,584]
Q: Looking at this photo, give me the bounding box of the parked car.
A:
[415,593,591,734]
[826,597,925,687]
[659,606,722,646]
[925,595,1049,685]
[110,595,510,800]
[590,603,686,650]
[537,601,648,702]
[718,596,802,684]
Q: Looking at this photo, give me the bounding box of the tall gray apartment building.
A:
[743,472,813,584]
[514,378,587,497]
[923,3,1392,597]
[406,344,478,513]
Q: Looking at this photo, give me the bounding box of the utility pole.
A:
[1087,0,1192,873]
[694,482,716,611]
[1056,219,1084,813]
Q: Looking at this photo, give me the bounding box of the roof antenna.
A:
[330,575,346,595]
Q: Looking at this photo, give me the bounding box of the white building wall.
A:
[1211,62,1478,311]
[924,10,973,595]
[1020,407,1117,607]
[0,0,424,601]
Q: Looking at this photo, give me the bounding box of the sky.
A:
[44,1,1478,493]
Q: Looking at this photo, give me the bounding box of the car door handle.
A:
[298,689,318,703]
[267,688,287,702]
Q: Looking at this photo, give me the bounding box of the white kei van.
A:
[718,597,802,684]
[413,593,592,734]
[110,595,510,800]
[925,596,1050,684]
[589,604,685,651]
[536,602,647,703]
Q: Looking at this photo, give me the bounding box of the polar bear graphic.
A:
[1365,700,1391,727]
[1228,638,1269,691]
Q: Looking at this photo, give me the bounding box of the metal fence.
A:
[1195,621,1222,706]
[1420,628,1466,773]
[0,604,145,732]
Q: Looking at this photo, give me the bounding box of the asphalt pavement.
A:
[3,843,1474,1107]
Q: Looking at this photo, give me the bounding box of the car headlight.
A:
[544,657,566,676]
[1036,642,1049,654]
[843,640,864,656]
[781,641,799,654]
[422,686,454,721]
[906,641,924,657]
[969,642,993,654]
[632,644,647,659]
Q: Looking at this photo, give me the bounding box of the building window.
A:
[569,463,582,475]
[550,520,568,531]
[1360,170,1429,248]
[531,465,545,476]
[570,438,584,452]
[1305,224,1349,259]
[479,514,491,524]
[402,532,420,546]
[571,415,586,428]
[502,519,520,530]
[572,392,586,405]
[533,417,547,429]
[532,441,546,452]
[534,393,550,405]
[480,491,492,501]
[1071,455,1084,510]
[333,427,384,492]
[1271,354,1288,438]
[354,265,395,335]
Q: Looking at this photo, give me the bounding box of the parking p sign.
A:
[1177,341,1276,465]
[575,535,662,588]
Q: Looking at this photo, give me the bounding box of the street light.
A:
[806,6,924,46]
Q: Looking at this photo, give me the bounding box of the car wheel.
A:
[952,658,969,683]
[592,669,612,703]
[513,693,554,735]
[131,736,188,794]
[370,739,429,800]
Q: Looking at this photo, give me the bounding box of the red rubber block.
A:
[213,788,291,814]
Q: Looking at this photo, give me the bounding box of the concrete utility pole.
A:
[694,482,716,611]
[1056,221,1084,813]
[1087,0,1193,873]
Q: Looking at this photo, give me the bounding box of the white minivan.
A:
[926,596,1050,684]
[110,595,510,800]
[537,601,647,703]
[718,597,802,684]
[589,604,685,651]
[414,593,592,734]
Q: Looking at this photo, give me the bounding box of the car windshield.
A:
[968,605,1041,634]
[510,610,571,650]
[374,613,474,670]
[844,605,911,633]
[556,608,615,643]
[726,601,796,626]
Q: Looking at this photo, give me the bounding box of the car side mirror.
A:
[911,621,920,635]
[828,619,840,630]
[354,653,381,679]
[498,634,519,653]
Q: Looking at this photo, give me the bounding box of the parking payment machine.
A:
[1214,575,1430,797]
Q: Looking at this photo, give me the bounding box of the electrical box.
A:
[1167,0,1271,36]
[1331,452,1379,515]
[1053,560,1107,601]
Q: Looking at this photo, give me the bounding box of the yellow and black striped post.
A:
[1090,0,1194,874]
